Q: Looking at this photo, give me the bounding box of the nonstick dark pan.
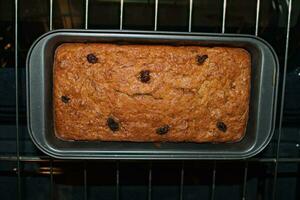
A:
[26,29,278,159]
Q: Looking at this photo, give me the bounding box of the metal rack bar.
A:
[179,161,185,200]
[188,0,193,32]
[148,162,152,200]
[84,2,89,198]
[120,0,124,30]
[242,162,248,200]
[2,156,300,163]
[49,1,54,199]
[272,0,293,199]
[255,0,260,36]
[221,0,227,33]
[85,0,89,29]
[154,0,158,31]
[210,161,216,200]
[14,0,21,199]
[50,0,53,30]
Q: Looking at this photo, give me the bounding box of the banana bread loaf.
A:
[53,43,250,143]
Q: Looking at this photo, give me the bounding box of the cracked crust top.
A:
[53,43,251,143]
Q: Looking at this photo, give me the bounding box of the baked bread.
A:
[53,43,250,143]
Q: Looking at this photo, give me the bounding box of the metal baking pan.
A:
[26,29,278,159]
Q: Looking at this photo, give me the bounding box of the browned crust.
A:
[53,43,250,143]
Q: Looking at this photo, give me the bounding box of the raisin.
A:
[107,117,119,132]
[61,95,70,103]
[156,125,170,135]
[139,70,151,83]
[196,54,208,64]
[87,53,98,63]
[216,121,227,132]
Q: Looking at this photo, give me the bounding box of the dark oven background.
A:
[0,0,300,200]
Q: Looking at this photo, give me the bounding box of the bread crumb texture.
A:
[54,43,251,143]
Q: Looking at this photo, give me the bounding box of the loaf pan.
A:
[26,29,278,159]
